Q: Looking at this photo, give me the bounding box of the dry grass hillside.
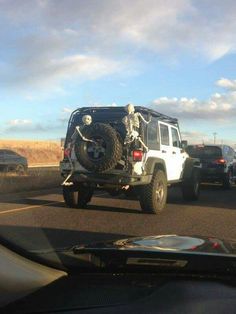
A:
[0,139,63,166]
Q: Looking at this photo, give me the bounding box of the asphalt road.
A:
[0,184,236,255]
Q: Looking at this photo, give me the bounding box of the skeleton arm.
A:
[75,126,95,143]
[137,112,151,124]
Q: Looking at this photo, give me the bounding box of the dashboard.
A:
[3,272,236,313]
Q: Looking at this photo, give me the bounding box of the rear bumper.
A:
[61,171,152,186]
[201,168,225,182]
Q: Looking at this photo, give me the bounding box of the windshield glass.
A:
[186,146,222,159]
[1,1,236,274]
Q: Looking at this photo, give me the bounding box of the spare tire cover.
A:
[74,123,123,173]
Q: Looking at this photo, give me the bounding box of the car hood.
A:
[26,235,236,272]
[76,234,236,256]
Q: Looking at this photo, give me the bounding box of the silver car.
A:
[0,149,28,175]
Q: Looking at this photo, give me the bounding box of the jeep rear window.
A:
[66,110,127,145]
[186,145,222,158]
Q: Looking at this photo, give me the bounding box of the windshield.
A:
[1,1,236,275]
[186,146,222,159]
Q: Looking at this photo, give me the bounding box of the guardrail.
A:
[28,164,59,168]
[0,166,61,194]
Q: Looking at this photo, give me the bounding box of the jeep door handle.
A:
[162,150,166,153]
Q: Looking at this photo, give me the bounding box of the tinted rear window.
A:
[66,108,148,146]
[186,145,222,158]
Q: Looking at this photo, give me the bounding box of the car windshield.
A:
[1,1,236,276]
[186,146,222,159]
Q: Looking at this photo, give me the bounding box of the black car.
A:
[0,149,28,175]
[186,144,236,189]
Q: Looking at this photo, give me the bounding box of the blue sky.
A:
[0,0,236,147]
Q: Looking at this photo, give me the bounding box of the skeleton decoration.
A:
[122,104,151,151]
[62,114,94,186]
[71,114,94,144]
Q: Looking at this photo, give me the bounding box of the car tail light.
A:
[64,147,71,158]
[212,242,220,249]
[213,158,226,165]
[132,150,143,161]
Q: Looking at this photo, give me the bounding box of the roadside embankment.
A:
[0,167,62,194]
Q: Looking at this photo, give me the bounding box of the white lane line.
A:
[0,201,63,216]
[0,192,109,215]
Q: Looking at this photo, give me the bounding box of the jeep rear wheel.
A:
[182,168,200,201]
[74,123,123,173]
[63,185,93,208]
[139,170,167,214]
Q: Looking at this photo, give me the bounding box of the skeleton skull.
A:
[82,115,92,125]
[125,103,135,114]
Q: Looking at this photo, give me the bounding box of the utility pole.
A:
[213,132,217,144]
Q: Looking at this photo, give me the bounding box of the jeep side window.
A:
[160,124,169,146]
[171,127,181,148]
[147,118,160,150]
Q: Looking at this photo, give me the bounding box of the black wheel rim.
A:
[86,136,106,161]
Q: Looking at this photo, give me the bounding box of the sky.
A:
[0,0,236,147]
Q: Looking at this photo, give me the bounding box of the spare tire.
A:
[74,123,123,172]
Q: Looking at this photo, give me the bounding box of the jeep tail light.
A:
[133,150,143,161]
[64,147,71,158]
[213,158,226,165]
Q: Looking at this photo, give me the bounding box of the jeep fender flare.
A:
[183,157,201,181]
[144,157,167,176]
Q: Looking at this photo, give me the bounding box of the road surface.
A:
[0,185,236,255]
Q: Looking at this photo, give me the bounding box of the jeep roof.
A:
[65,106,179,145]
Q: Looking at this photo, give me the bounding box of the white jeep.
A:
[60,106,201,213]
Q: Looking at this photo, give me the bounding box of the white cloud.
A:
[2,52,123,91]
[181,130,236,147]
[151,81,236,121]
[8,119,32,126]
[4,118,67,134]
[216,78,236,91]
[49,54,121,81]
[59,107,75,123]
[181,131,207,143]
[63,107,73,113]
[1,0,236,95]
[29,1,236,61]
[3,119,46,134]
